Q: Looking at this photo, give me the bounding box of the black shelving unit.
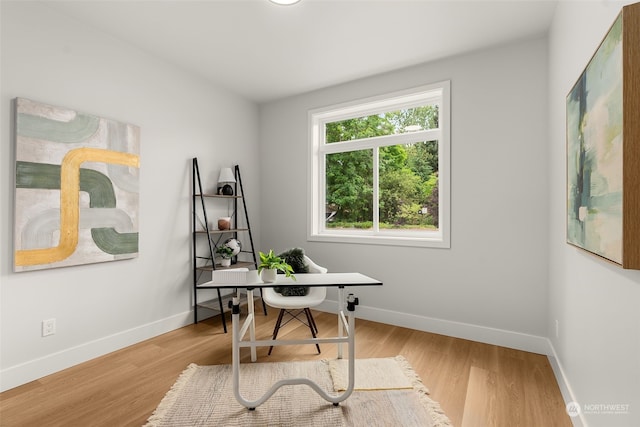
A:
[192,158,265,331]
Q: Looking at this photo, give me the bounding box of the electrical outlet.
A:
[555,319,559,339]
[42,318,56,337]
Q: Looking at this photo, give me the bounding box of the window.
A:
[308,81,450,248]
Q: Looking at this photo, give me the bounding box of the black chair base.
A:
[268,308,321,355]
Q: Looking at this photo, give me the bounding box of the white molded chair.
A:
[262,255,327,355]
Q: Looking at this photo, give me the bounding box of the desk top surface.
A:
[198,271,382,289]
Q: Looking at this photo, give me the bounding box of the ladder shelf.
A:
[192,158,266,332]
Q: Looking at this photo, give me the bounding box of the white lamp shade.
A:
[218,167,236,183]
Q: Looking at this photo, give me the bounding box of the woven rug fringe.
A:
[143,363,199,427]
[394,355,452,427]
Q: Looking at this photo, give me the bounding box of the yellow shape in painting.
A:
[15,148,140,267]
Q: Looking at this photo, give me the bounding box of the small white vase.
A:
[260,268,277,283]
[220,258,231,267]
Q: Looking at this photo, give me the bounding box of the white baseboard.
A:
[317,299,552,355]
[547,342,586,427]
[0,311,192,392]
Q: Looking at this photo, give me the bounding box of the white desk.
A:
[198,271,382,409]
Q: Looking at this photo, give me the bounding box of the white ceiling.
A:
[43,0,558,103]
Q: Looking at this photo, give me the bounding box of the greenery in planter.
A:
[258,250,295,279]
[215,245,234,259]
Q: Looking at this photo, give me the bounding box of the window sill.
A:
[307,232,449,249]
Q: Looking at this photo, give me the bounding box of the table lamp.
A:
[218,167,236,195]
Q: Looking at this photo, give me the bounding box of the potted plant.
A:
[258,250,295,283]
[216,245,234,267]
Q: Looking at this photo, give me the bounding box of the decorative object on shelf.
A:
[217,217,231,230]
[13,98,140,272]
[258,249,295,283]
[224,238,242,256]
[215,245,234,267]
[217,167,236,196]
[566,2,640,269]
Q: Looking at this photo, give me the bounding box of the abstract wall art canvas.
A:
[14,98,140,272]
[566,2,640,269]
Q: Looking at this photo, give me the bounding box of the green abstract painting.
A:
[14,98,140,272]
[567,15,623,264]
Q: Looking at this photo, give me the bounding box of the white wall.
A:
[258,38,550,353]
[0,2,260,391]
[548,2,640,426]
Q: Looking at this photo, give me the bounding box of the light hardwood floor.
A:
[0,309,572,426]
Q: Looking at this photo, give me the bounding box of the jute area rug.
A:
[144,355,452,427]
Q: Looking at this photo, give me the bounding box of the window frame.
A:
[308,80,451,248]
